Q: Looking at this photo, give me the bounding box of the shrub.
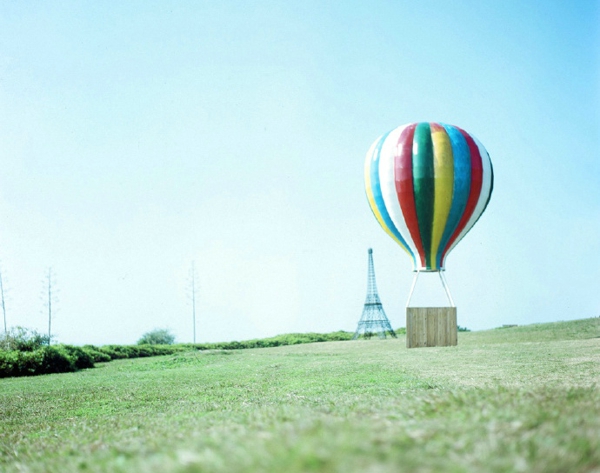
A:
[0,326,50,351]
[82,345,112,363]
[0,350,19,377]
[41,346,76,374]
[61,345,95,369]
[189,331,354,352]
[20,350,47,375]
[95,344,181,360]
[99,345,131,360]
[137,329,175,345]
[0,345,83,378]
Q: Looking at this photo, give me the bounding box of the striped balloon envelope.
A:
[365,122,493,272]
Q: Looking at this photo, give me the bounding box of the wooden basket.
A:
[406,307,457,348]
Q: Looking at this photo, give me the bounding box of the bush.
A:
[95,344,181,360]
[98,345,131,360]
[0,326,50,351]
[82,345,112,363]
[0,350,19,377]
[0,345,84,378]
[137,329,175,345]
[188,331,354,351]
[41,346,76,374]
[61,345,95,369]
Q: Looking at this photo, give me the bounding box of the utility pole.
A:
[0,265,7,336]
[188,261,199,344]
[44,268,57,346]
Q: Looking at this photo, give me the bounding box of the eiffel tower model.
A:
[353,248,397,339]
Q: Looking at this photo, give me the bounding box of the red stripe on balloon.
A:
[429,122,445,133]
[440,128,483,266]
[394,124,425,268]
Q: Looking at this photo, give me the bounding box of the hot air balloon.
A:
[365,122,493,273]
[365,122,493,347]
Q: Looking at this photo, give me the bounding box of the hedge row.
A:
[0,345,94,378]
[82,344,184,362]
[184,331,354,351]
[0,344,185,378]
[1,331,355,378]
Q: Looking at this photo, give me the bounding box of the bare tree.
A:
[187,261,199,344]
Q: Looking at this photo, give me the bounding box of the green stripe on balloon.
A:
[412,123,435,268]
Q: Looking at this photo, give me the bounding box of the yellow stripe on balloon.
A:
[430,127,454,268]
[364,155,411,254]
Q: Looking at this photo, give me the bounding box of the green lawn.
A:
[1,318,599,472]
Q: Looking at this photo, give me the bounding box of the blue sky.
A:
[0,1,598,345]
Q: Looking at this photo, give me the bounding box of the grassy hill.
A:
[1,318,599,472]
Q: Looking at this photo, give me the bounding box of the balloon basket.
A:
[405,271,457,348]
[406,307,457,348]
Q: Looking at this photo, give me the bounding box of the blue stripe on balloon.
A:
[368,130,416,266]
[436,124,471,267]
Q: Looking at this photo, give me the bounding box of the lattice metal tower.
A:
[353,248,397,339]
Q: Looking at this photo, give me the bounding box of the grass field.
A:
[1,318,599,472]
